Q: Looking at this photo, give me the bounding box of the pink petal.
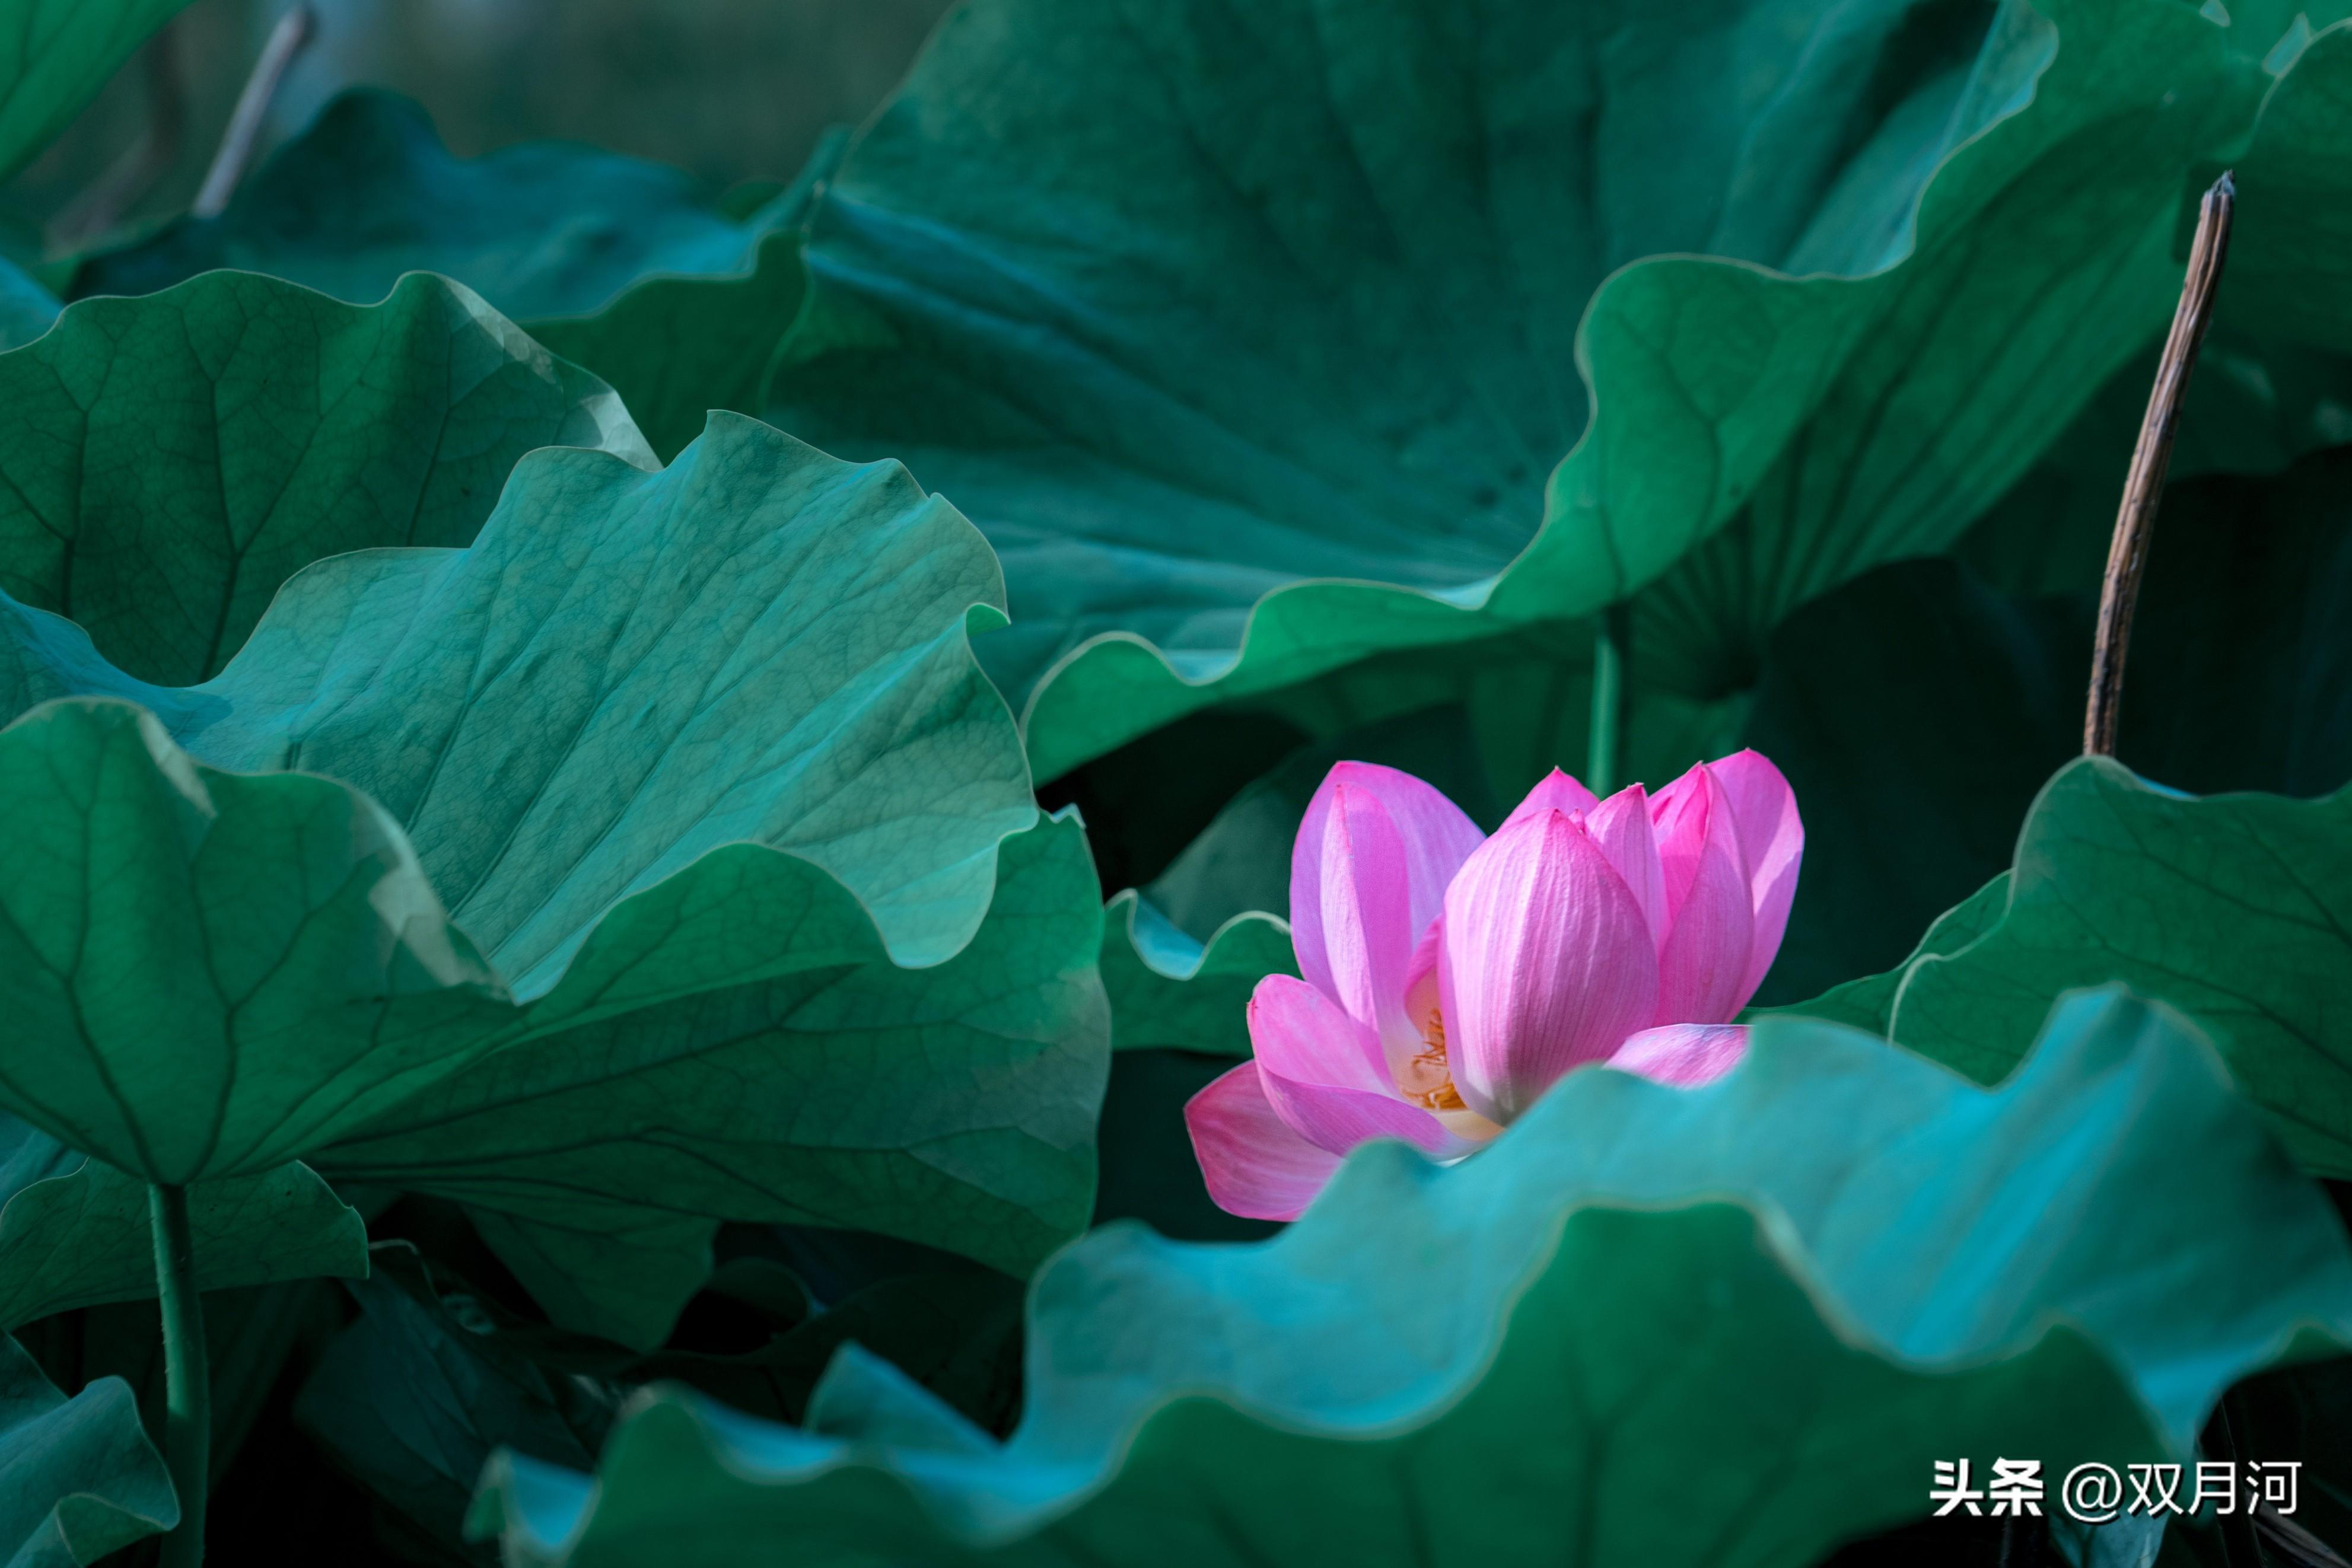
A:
[1246,974,1392,1095]
[1650,762,1714,919]
[1653,773,1756,1025]
[1185,1062,1344,1220]
[1708,750,1804,1004]
[1609,1024,1749,1088]
[1500,768,1600,831]
[1290,763,1484,1075]
[1586,784,1666,953]
[1438,810,1660,1122]
[1401,918,1443,1034]
[1247,976,1476,1159]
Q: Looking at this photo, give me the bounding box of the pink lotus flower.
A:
[1185,751,1803,1220]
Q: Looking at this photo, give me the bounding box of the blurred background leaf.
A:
[0,0,950,260]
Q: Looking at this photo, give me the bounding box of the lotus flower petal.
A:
[1651,763,1714,919]
[1500,767,1599,831]
[1610,1023,1749,1088]
[1656,780,1749,1025]
[1245,973,1395,1097]
[1586,783,1667,952]
[1709,750,1805,1002]
[1438,811,1660,1121]
[1247,975,1475,1159]
[1183,1062,1343,1222]
[1291,763,1483,1074]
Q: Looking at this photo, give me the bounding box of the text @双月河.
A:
[1930,1459,2302,1523]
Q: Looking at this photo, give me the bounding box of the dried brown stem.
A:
[192,4,317,219]
[2083,171,2236,757]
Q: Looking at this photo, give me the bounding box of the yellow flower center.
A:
[1399,1006,1465,1111]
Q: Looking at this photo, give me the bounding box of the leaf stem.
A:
[1589,601,1630,795]
[148,1183,209,1568]
[2084,171,2235,757]
[192,4,317,219]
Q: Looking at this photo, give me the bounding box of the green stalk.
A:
[1587,602,1630,796]
[148,1183,208,1568]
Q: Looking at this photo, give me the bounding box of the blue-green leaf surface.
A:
[72,91,838,463]
[0,414,1106,1341]
[0,270,651,687]
[0,1331,176,1565]
[762,0,2322,779]
[0,1114,365,1328]
[472,991,2352,1567]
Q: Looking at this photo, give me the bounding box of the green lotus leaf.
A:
[759,0,2321,780]
[313,810,1107,1349]
[2,412,1032,976]
[2233,17,2352,354]
[75,90,784,323]
[0,1113,365,1328]
[529,230,809,463]
[0,414,1105,1339]
[0,1330,177,1565]
[0,699,510,1185]
[0,269,651,689]
[1873,758,2352,1177]
[0,0,192,183]
[472,990,2352,1567]
[73,91,840,463]
[1100,894,1290,1057]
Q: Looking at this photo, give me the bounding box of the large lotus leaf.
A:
[762,0,2312,780]
[0,1113,365,1328]
[311,811,1107,1349]
[1,412,1033,982]
[0,699,509,1184]
[0,270,650,689]
[0,1330,176,1566]
[74,90,779,323]
[72,91,838,464]
[2233,18,2352,354]
[529,231,809,464]
[0,415,1103,1336]
[473,991,2352,1567]
[0,0,191,182]
[1876,760,2352,1177]
[525,130,848,464]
